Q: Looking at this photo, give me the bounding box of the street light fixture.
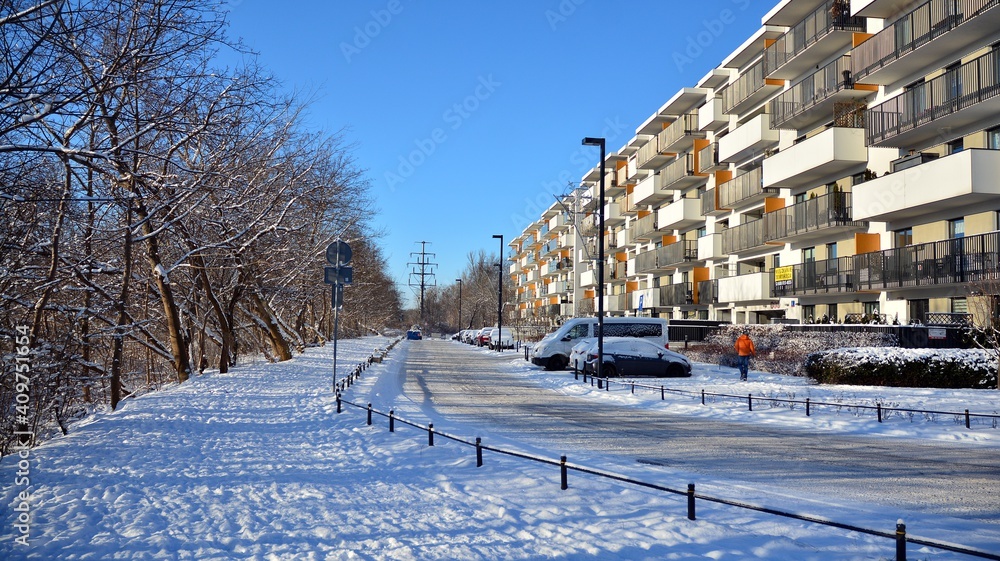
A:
[455,278,463,331]
[582,137,606,382]
[492,234,504,352]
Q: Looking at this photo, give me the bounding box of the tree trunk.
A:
[110,205,134,410]
[249,289,292,361]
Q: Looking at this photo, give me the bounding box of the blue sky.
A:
[223,0,771,307]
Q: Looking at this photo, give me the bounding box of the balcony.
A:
[633,173,671,207]
[609,261,628,282]
[698,233,724,261]
[628,213,658,244]
[865,48,1000,150]
[771,256,856,297]
[717,113,780,163]
[764,192,866,244]
[698,96,728,131]
[701,189,727,217]
[718,167,765,210]
[697,142,725,174]
[762,126,868,191]
[697,279,719,305]
[769,55,875,132]
[657,197,702,232]
[658,240,699,269]
[637,136,673,170]
[853,149,1000,224]
[853,230,1000,291]
[635,249,659,274]
[717,271,773,304]
[579,268,597,288]
[764,0,866,80]
[721,219,770,255]
[546,280,570,296]
[605,293,629,313]
[657,154,708,191]
[721,59,784,116]
[852,0,1000,88]
[658,113,704,153]
[631,288,661,310]
[660,282,695,307]
[579,213,599,237]
[603,201,624,226]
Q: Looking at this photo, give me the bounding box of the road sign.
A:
[324,265,353,286]
[325,240,352,265]
[332,283,344,310]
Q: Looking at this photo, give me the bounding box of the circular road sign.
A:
[325,240,352,265]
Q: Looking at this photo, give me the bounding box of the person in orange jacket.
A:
[734,329,756,381]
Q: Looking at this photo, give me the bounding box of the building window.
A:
[773,253,781,268]
[794,192,808,204]
[988,126,1000,150]
[802,305,816,323]
[894,228,912,248]
[802,247,816,262]
[864,302,881,319]
[948,137,964,154]
[827,303,838,323]
[948,217,965,239]
[909,299,929,324]
[951,297,968,314]
[826,242,838,260]
[945,62,962,103]
[696,226,707,238]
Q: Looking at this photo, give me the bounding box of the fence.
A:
[334,391,1000,561]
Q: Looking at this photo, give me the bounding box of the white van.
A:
[529,317,669,370]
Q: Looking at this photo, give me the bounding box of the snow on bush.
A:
[804,347,997,389]
[686,324,896,377]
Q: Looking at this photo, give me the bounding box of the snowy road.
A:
[399,340,1000,528]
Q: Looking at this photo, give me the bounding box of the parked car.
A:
[569,337,640,371]
[477,327,493,347]
[489,327,514,350]
[584,338,691,378]
[406,325,422,340]
[530,317,669,370]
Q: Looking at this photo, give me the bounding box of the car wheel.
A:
[547,355,568,371]
[603,364,617,378]
[666,363,686,377]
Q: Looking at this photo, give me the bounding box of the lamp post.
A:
[492,234,504,352]
[455,278,463,331]
[582,137,605,380]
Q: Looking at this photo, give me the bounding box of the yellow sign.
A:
[774,266,794,282]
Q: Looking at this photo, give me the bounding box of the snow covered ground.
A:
[1,337,997,560]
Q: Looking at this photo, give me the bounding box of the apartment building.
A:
[510,0,1000,328]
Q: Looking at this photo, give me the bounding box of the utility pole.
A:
[408,241,437,321]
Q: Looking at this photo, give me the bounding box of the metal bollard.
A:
[336,394,342,414]
[877,403,883,423]
[560,456,568,490]
[598,378,603,389]
[684,335,689,350]
[631,383,634,395]
[806,397,810,417]
[687,483,696,520]
[896,520,906,561]
[661,386,665,400]
[965,409,971,429]
[748,394,753,412]
[367,403,372,426]
[476,437,483,467]
[701,389,705,405]
[428,423,434,446]
[389,410,395,432]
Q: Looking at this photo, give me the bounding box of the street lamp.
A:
[492,234,504,352]
[582,137,606,381]
[455,278,463,331]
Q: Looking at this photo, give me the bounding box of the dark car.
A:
[584,338,691,378]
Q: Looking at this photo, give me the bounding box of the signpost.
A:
[324,240,352,392]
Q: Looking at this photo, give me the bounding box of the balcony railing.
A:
[854,230,1000,290]
[721,219,768,254]
[635,250,658,274]
[657,113,702,152]
[866,47,1000,148]
[763,192,864,242]
[629,213,658,243]
[657,240,698,269]
[697,142,724,173]
[721,58,768,114]
[637,136,662,168]
[697,279,719,305]
[657,154,701,190]
[700,189,722,216]
[660,282,694,307]
[717,167,764,210]
[852,0,1000,84]
[771,256,855,297]
[764,0,865,77]
[769,55,856,130]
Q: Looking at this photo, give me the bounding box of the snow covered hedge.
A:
[686,324,897,377]
[804,347,998,389]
